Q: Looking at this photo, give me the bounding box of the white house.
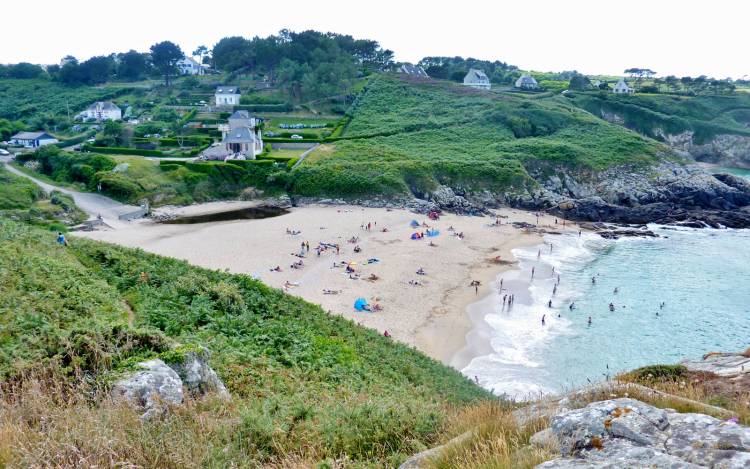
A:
[463,69,491,90]
[177,57,204,76]
[10,131,59,148]
[613,78,635,94]
[202,110,263,161]
[215,86,241,106]
[78,102,122,121]
[398,64,429,77]
[515,74,539,90]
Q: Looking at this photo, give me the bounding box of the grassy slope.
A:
[289,75,664,198]
[0,79,132,121]
[0,165,84,230]
[0,218,488,466]
[565,91,750,144]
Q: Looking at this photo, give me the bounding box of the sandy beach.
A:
[75,203,573,365]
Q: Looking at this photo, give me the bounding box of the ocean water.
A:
[463,169,750,400]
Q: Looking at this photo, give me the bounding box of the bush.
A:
[83,144,164,157]
[235,103,293,112]
[94,172,140,198]
[625,364,688,383]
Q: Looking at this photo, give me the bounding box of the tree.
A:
[6,62,46,79]
[101,119,124,146]
[150,41,183,86]
[117,50,149,81]
[569,74,592,91]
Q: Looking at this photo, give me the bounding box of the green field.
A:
[565,91,750,144]
[287,74,664,198]
[0,218,488,466]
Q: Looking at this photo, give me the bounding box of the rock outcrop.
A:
[536,398,750,468]
[111,348,229,419]
[682,352,750,377]
[111,359,184,420]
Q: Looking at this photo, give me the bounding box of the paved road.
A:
[2,156,140,227]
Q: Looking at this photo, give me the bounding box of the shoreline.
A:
[74,202,564,367]
[451,225,586,396]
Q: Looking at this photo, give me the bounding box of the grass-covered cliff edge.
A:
[0,217,491,467]
[289,74,665,199]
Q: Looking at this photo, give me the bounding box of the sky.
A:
[1,0,747,79]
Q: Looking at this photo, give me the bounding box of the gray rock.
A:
[167,349,230,399]
[538,398,750,468]
[111,359,183,420]
[681,353,750,377]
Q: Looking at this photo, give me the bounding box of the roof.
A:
[614,78,631,89]
[399,64,428,77]
[515,75,538,87]
[12,131,55,140]
[86,101,120,111]
[464,69,489,83]
[229,110,251,119]
[224,127,256,143]
[216,86,240,94]
[178,57,200,66]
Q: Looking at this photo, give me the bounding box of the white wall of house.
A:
[11,137,58,148]
[215,93,240,106]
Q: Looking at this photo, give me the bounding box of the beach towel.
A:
[354,298,369,311]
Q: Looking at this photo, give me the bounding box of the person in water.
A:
[609,303,615,312]
[569,302,575,310]
[588,316,592,325]
[547,299,552,308]
[541,314,546,325]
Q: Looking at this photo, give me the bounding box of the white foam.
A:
[462,231,601,400]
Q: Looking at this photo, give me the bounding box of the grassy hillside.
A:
[565,91,750,144]
[0,218,489,466]
[0,165,84,230]
[0,79,132,122]
[288,75,665,198]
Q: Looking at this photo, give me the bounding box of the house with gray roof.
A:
[398,64,429,77]
[515,74,539,90]
[202,111,262,161]
[78,101,122,121]
[613,78,635,94]
[10,131,59,148]
[463,69,491,90]
[215,86,241,107]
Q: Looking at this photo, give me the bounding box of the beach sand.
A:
[75,204,569,366]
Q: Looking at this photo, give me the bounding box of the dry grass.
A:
[425,401,556,469]
[0,375,244,468]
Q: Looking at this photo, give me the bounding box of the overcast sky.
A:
[2,0,746,78]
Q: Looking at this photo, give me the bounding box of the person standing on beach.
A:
[531,267,535,279]
[548,299,552,308]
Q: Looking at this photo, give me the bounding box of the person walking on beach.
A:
[537,249,541,259]
[531,267,535,279]
[541,314,546,325]
[548,299,552,308]
[553,284,557,296]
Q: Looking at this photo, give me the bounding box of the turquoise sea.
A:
[464,169,750,399]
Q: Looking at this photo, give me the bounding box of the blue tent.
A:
[410,220,420,228]
[354,298,369,311]
[426,229,440,237]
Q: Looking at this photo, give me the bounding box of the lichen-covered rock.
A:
[166,348,230,399]
[111,359,183,420]
[537,398,750,468]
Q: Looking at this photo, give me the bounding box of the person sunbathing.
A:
[270,266,282,272]
[416,268,426,275]
[409,279,422,286]
[353,245,362,253]
[372,303,383,312]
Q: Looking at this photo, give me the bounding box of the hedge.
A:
[82,145,164,157]
[234,103,293,112]
[264,137,324,144]
[54,130,96,149]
